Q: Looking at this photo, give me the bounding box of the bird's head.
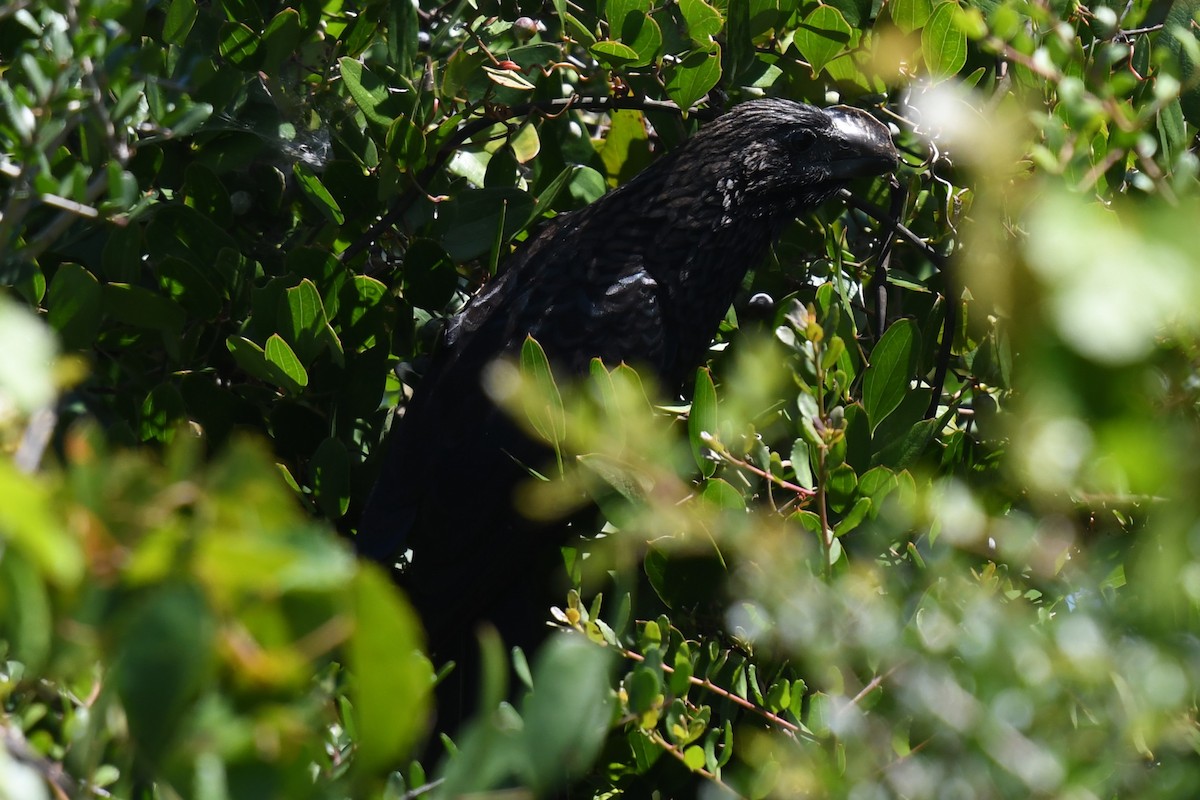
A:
[689,99,899,215]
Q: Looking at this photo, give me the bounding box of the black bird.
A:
[357,98,898,725]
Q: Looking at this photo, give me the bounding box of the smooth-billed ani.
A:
[357,98,898,724]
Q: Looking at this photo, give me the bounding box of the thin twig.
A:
[837,188,947,272]
[705,439,815,500]
[619,645,813,741]
[399,777,445,799]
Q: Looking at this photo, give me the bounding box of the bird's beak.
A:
[824,106,899,180]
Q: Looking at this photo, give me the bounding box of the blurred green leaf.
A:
[111,584,215,763]
[347,567,432,773]
[519,635,614,791]
[0,462,82,587]
[520,335,566,454]
[689,367,718,477]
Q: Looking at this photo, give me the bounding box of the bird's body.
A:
[357,99,897,725]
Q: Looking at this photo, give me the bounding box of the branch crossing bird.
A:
[356,98,899,729]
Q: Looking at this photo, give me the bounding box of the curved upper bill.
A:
[824,106,900,180]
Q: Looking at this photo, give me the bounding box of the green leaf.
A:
[145,204,238,272]
[890,0,933,33]
[827,463,858,510]
[226,336,274,383]
[112,584,215,763]
[680,0,723,44]
[606,0,651,25]
[664,46,722,110]
[163,0,198,45]
[508,122,541,164]
[590,39,641,66]
[158,257,222,319]
[388,0,419,71]
[520,335,566,450]
[103,283,187,335]
[483,64,537,90]
[833,496,872,537]
[872,416,942,469]
[279,278,329,364]
[386,116,426,167]
[260,8,302,74]
[1158,98,1187,164]
[348,567,432,771]
[790,438,814,489]
[625,663,662,715]
[689,367,718,477]
[264,333,309,392]
[599,109,652,184]
[141,383,186,443]
[520,635,614,791]
[339,57,411,128]
[796,5,852,75]
[433,188,535,262]
[526,166,577,226]
[857,465,898,505]
[310,437,351,518]
[46,263,101,350]
[0,549,52,673]
[766,679,791,712]
[293,162,345,224]
[862,319,919,432]
[611,5,663,66]
[827,0,872,28]
[1163,0,1200,125]
[0,460,83,586]
[218,21,259,67]
[703,478,746,511]
[670,643,694,696]
[922,1,968,80]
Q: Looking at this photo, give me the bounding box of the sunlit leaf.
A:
[922,1,968,79]
[796,5,852,74]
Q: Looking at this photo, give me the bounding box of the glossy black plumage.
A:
[357,99,898,721]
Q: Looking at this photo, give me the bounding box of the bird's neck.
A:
[651,182,786,382]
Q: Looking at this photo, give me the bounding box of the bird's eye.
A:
[787,129,816,152]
